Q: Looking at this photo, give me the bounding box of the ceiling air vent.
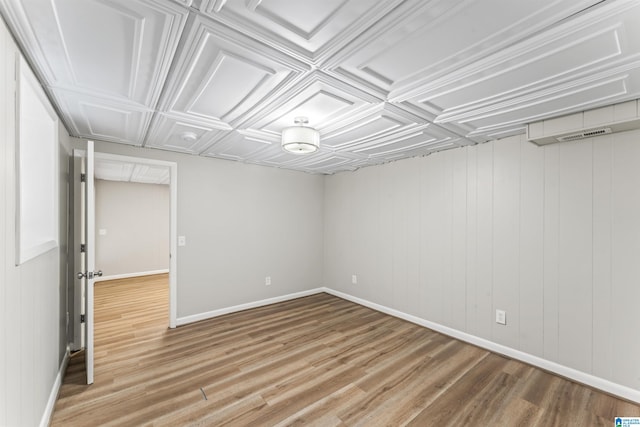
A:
[527,99,640,146]
[556,127,612,142]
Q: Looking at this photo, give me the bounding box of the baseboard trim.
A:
[322,287,640,404]
[176,288,324,326]
[95,269,169,282]
[39,348,70,427]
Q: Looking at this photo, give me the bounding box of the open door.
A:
[74,140,100,384]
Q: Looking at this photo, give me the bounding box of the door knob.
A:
[77,270,103,279]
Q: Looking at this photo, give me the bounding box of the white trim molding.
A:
[172,286,640,403]
[95,269,170,282]
[176,288,324,326]
[39,348,70,427]
[322,287,640,405]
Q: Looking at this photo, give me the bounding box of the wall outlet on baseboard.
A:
[265,276,271,286]
[496,309,506,325]
[351,274,357,284]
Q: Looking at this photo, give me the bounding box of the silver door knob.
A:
[77,270,103,279]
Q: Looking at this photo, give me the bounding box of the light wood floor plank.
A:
[51,274,640,426]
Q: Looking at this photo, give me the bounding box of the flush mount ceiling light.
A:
[281,116,320,154]
[180,131,198,143]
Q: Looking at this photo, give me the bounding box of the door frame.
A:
[93,152,179,328]
[71,150,178,343]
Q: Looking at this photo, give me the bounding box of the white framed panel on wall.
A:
[15,54,59,265]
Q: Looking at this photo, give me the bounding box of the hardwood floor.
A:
[51,274,640,426]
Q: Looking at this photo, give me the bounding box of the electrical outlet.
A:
[265,276,271,286]
[496,309,506,325]
[351,274,357,284]
[178,235,186,246]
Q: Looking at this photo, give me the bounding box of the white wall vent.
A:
[556,127,612,142]
[527,99,640,146]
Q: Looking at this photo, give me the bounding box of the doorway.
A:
[93,152,178,328]
[71,151,178,356]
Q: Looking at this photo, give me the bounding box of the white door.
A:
[75,140,99,384]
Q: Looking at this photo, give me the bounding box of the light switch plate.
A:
[178,235,186,246]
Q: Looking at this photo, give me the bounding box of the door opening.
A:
[71,147,178,384]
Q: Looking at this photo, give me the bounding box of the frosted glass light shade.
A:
[281,125,320,154]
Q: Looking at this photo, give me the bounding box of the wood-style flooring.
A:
[51,274,640,426]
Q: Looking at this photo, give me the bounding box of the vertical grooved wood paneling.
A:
[543,144,560,361]
[352,167,377,302]
[3,24,22,426]
[519,136,544,356]
[405,158,421,317]
[378,165,394,305]
[476,142,494,339]
[592,135,613,379]
[0,20,8,427]
[324,129,640,394]
[492,138,520,348]
[558,141,593,373]
[451,148,467,332]
[392,162,409,312]
[421,155,443,323]
[440,151,454,327]
[465,145,478,335]
[611,132,640,390]
[1,17,71,425]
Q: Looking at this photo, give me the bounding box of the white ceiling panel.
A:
[243,71,380,135]
[130,164,171,184]
[320,103,425,150]
[94,159,135,182]
[158,15,308,128]
[416,0,640,140]
[326,0,603,98]
[95,159,170,184]
[52,89,153,145]
[201,130,275,161]
[2,0,187,105]
[145,113,230,154]
[199,0,403,63]
[3,0,640,174]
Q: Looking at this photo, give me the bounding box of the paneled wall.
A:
[324,132,640,391]
[0,17,72,426]
[95,180,170,278]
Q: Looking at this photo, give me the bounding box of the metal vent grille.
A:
[557,127,612,142]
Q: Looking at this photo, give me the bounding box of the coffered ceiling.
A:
[2,0,640,174]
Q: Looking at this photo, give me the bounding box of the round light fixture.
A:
[180,131,198,143]
[281,117,319,154]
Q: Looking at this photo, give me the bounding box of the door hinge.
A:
[80,314,85,323]
[80,244,86,253]
[80,173,86,182]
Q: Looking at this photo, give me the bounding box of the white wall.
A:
[95,180,170,278]
[68,139,325,320]
[324,132,640,392]
[1,17,72,426]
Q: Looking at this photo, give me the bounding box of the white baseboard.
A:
[176,288,324,326]
[322,287,640,404]
[172,286,639,403]
[40,348,70,427]
[95,269,169,282]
